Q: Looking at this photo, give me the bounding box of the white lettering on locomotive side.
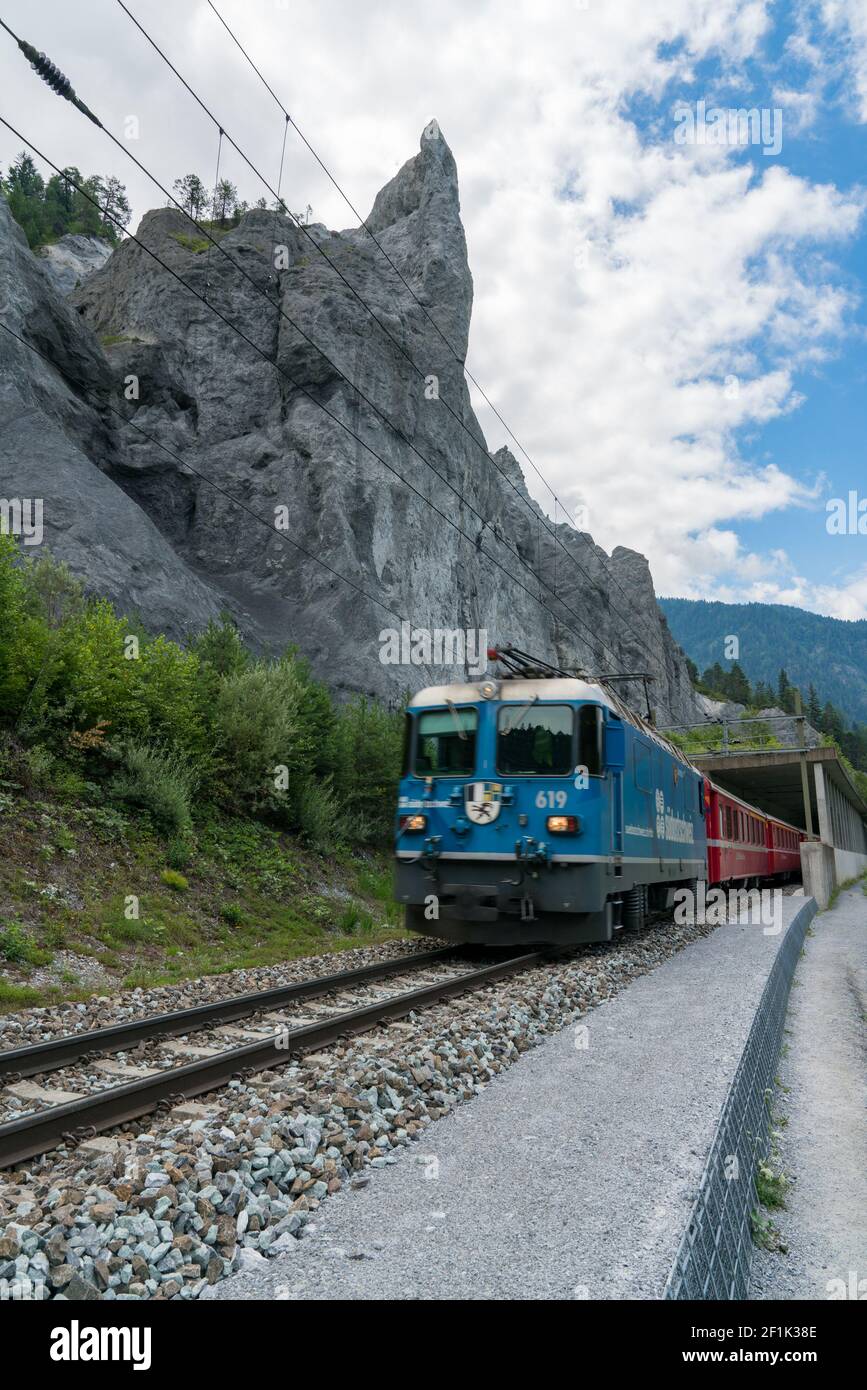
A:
[664,812,695,844]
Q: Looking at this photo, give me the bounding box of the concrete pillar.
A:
[801,840,836,908]
[814,763,832,845]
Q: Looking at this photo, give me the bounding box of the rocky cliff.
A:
[0,125,702,724]
[38,233,113,297]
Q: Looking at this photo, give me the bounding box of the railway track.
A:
[0,945,549,1170]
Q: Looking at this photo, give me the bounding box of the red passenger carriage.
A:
[705,782,805,887]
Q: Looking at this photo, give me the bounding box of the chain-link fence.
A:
[664,897,817,1299]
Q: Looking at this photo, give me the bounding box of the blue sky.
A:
[643,4,867,614]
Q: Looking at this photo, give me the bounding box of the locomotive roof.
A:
[408,678,617,709]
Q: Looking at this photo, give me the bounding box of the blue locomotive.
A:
[394,647,708,945]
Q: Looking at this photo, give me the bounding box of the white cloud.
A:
[722,566,867,620]
[820,0,867,120]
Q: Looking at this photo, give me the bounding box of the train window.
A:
[578,705,603,777]
[633,740,652,792]
[725,806,732,839]
[497,703,574,775]
[414,707,478,776]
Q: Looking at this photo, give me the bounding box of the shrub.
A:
[330,697,403,843]
[212,659,315,806]
[336,901,376,935]
[165,835,193,869]
[295,775,344,853]
[0,919,47,965]
[220,902,246,925]
[111,741,197,837]
[160,868,189,892]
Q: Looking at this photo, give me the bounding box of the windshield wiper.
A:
[445,698,468,741]
[501,694,539,735]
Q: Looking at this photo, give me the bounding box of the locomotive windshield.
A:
[414,706,478,775]
[496,703,574,774]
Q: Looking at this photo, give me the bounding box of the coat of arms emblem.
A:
[464,781,503,824]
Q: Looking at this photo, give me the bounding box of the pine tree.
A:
[725,662,751,705]
[807,683,821,726]
[777,668,795,713]
[820,702,844,743]
[3,152,47,247]
[210,179,239,225]
[99,176,131,236]
[753,680,774,708]
[173,174,208,220]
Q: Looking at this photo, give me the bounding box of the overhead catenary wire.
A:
[73,122,618,669]
[0,11,617,661]
[0,320,410,628]
[202,0,670,671]
[118,0,666,675]
[0,13,640,675]
[0,116,625,677]
[1,11,662,682]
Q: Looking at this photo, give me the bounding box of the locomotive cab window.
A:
[497,703,574,775]
[414,707,478,776]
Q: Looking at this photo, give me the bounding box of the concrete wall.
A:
[800,840,837,909]
[833,847,867,882]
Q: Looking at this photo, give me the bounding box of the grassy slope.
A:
[0,784,405,1011]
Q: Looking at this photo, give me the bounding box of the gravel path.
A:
[750,884,867,1300]
[206,899,811,1301]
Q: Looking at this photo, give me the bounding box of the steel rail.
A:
[0,950,547,1168]
[0,948,459,1083]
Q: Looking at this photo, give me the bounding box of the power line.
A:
[203,0,670,671]
[0,116,623,675]
[0,320,409,627]
[0,3,623,667]
[0,14,640,671]
[118,0,665,675]
[67,119,621,670]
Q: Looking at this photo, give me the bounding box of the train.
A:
[394,646,806,945]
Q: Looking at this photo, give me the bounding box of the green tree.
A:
[98,176,131,236]
[725,662,751,705]
[210,178,239,225]
[173,173,208,220]
[820,701,844,744]
[4,151,47,247]
[777,668,795,714]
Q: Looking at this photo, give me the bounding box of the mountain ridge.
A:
[1,124,702,724]
[659,596,867,723]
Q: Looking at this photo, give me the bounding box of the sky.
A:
[1,0,866,620]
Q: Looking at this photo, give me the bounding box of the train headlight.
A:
[547,815,579,833]
[479,680,499,700]
[400,814,427,832]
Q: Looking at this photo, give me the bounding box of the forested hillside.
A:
[660,597,867,723]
